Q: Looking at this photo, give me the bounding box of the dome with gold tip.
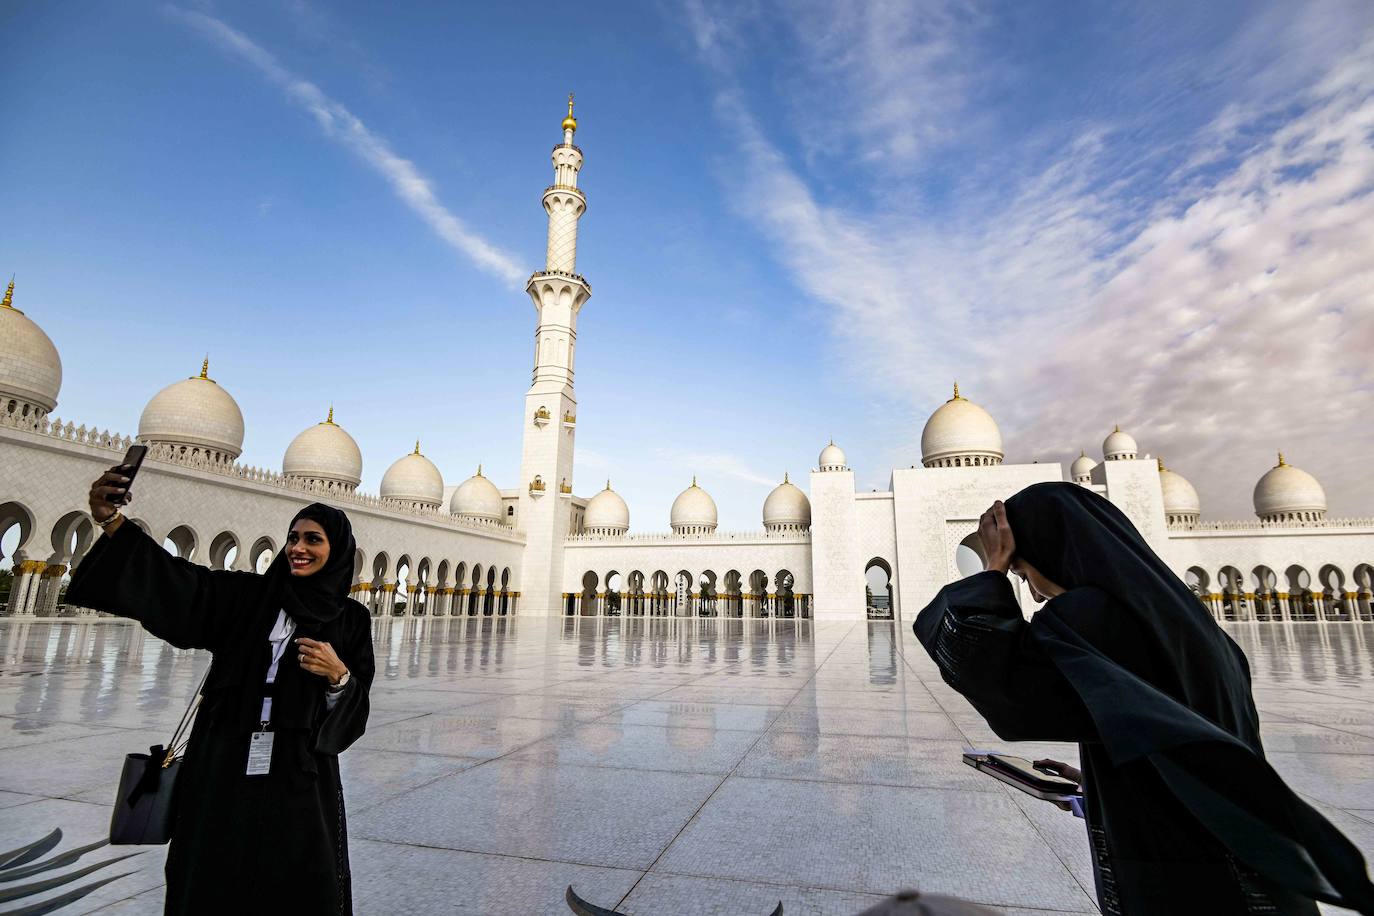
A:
[0,279,63,422]
[1157,458,1201,525]
[763,473,811,531]
[670,477,718,534]
[450,466,504,522]
[379,441,444,508]
[137,358,244,462]
[584,481,630,535]
[920,383,1004,468]
[1253,453,1326,524]
[282,407,363,491]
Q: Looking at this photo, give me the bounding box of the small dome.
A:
[0,280,62,418]
[450,466,503,520]
[1103,425,1138,461]
[1158,460,1201,517]
[1070,450,1098,482]
[584,481,630,533]
[137,359,244,460]
[670,477,718,533]
[921,383,1003,468]
[818,440,848,471]
[763,474,811,531]
[1253,453,1326,522]
[282,407,362,489]
[379,442,443,507]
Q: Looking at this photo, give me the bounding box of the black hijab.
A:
[261,503,356,626]
[1005,482,1374,913]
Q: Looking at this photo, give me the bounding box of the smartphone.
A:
[963,751,1080,798]
[108,444,149,505]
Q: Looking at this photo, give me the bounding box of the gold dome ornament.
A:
[1,277,16,312]
[562,93,577,133]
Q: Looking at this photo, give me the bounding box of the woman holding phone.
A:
[915,482,1374,915]
[67,463,374,915]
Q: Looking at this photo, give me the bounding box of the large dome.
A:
[379,442,443,507]
[137,359,244,461]
[1158,459,1201,522]
[1103,425,1138,461]
[818,440,848,471]
[584,481,630,534]
[1070,450,1098,483]
[0,281,62,420]
[763,473,811,531]
[450,466,503,521]
[282,408,362,489]
[670,478,718,533]
[921,383,1003,468]
[1253,453,1326,523]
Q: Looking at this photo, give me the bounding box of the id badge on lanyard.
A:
[247,724,274,776]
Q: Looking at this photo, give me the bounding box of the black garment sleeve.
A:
[913,571,1092,742]
[64,522,254,652]
[313,600,374,756]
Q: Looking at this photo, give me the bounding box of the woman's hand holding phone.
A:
[89,469,131,530]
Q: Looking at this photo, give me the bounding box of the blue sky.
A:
[3,0,1372,529]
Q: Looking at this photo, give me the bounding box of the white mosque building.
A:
[2,100,1372,625]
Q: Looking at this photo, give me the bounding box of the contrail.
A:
[168,6,527,288]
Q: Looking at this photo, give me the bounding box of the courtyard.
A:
[1,617,1372,915]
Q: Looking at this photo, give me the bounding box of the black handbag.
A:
[110,669,207,845]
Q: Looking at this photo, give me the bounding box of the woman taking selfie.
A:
[916,482,1374,915]
[67,465,374,915]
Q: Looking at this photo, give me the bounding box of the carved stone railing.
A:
[567,530,812,545]
[1,411,523,540]
[1169,517,1374,532]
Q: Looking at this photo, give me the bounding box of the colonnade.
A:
[351,581,520,618]
[1201,589,1372,623]
[564,590,812,619]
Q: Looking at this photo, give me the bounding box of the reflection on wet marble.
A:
[1,616,1371,914]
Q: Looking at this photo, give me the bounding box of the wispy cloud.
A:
[684,2,1374,518]
[653,448,781,488]
[167,6,525,287]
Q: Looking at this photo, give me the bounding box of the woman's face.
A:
[1011,558,1064,603]
[286,519,330,577]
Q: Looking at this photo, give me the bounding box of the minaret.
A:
[518,94,591,614]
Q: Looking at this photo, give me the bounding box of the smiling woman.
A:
[66,465,374,916]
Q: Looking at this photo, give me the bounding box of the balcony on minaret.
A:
[533,406,551,428]
[562,412,576,427]
[529,475,546,497]
[559,478,573,495]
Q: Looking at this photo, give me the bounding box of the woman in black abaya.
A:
[914,482,1374,915]
[68,467,374,916]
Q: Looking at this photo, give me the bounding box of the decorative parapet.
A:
[1169,517,1374,533]
[528,268,591,294]
[1,411,523,539]
[566,530,812,545]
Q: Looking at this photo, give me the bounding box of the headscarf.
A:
[261,503,356,626]
[1003,481,1374,913]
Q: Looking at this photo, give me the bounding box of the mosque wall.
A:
[809,469,866,620]
[561,535,813,598]
[890,463,1065,619]
[0,422,526,617]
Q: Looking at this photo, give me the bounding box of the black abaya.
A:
[914,482,1374,916]
[67,516,374,916]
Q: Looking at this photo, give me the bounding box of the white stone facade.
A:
[2,106,1371,625]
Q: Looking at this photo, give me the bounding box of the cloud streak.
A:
[168,7,526,287]
[684,1,1374,519]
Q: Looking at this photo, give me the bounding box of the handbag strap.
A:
[161,666,210,768]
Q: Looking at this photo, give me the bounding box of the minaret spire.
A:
[1,277,14,310]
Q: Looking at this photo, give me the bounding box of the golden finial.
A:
[951,381,962,401]
[1,277,13,310]
[413,439,421,455]
[1157,457,1165,472]
[1277,451,1287,467]
[325,405,335,425]
[476,464,483,477]
[1079,448,1086,458]
[691,475,698,487]
[199,356,210,380]
[562,92,577,133]
[1114,424,1120,433]
[605,479,612,490]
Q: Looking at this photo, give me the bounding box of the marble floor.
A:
[1,616,1372,915]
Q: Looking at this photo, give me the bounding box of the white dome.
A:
[449,466,503,520]
[137,360,244,460]
[818,440,848,471]
[282,409,362,488]
[1103,425,1138,461]
[670,478,718,532]
[584,481,630,533]
[0,282,62,416]
[921,384,1003,467]
[379,443,443,507]
[1158,461,1201,516]
[1253,454,1326,521]
[1070,451,1098,481]
[763,474,811,530]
